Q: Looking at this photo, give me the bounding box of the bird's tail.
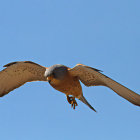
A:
[79,95,97,112]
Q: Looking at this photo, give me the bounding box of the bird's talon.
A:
[67,95,78,110]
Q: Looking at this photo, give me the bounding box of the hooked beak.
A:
[46,75,54,83]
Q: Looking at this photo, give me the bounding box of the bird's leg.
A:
[66,95,78,109]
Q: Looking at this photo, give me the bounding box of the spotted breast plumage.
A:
[0,61,140,112]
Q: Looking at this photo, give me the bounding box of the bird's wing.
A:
[69,64,140,106]
[0,61,47,97]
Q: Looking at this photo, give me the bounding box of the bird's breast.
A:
[49,75,82,97]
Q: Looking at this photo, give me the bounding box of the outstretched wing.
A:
[0,61,47,97]
[69,64,140,106]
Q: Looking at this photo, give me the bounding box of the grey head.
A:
[44,64,68,80]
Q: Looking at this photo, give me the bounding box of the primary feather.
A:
[69,64,140,106]
[0,61,47,97]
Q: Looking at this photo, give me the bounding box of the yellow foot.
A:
[67,95,78,110]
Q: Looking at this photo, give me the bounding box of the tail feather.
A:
[79,95,97,112]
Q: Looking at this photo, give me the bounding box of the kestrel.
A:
[0,61,140,112]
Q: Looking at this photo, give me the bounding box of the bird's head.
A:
[44,64,68,82]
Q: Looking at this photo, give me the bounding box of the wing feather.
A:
[0,61,47,97]
[69,64,140,106]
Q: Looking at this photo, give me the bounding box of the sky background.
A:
[0,0,140,140]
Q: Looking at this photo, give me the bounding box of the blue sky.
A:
[0,0,140,140]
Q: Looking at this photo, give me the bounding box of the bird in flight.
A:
[0,61,140,112]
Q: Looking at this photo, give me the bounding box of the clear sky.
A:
[0,0,140,140]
